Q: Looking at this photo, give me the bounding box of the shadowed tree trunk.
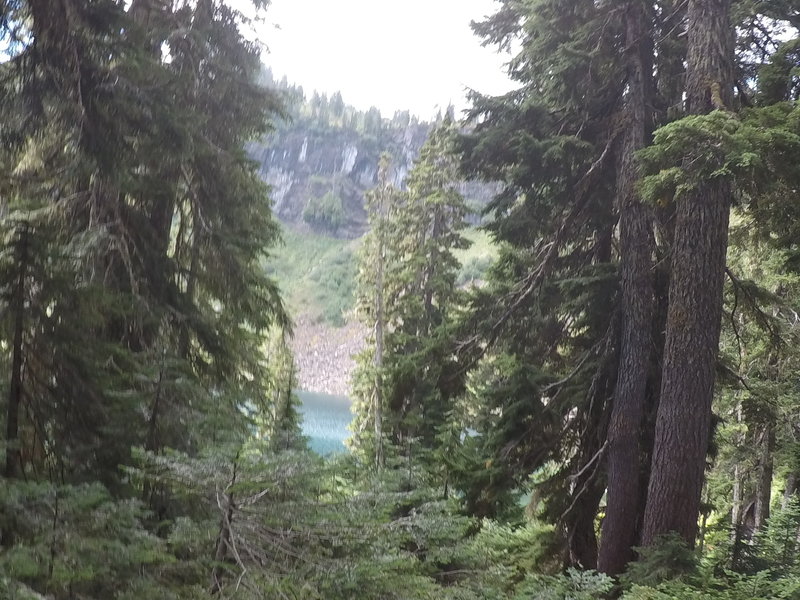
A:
[783,472,798,510]
[568,477,605,569]
[641,0,734,547]
[5,224,28,481]
[569,311,617,570]
[754,421,775,532]
[373,156,390,470]
[598,0,655,575]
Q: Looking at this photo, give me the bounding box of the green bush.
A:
[514,568,614,600]
[0,481,178,600]
[303,191,345,231]
[622,533,698,587]
[622,571,800,600]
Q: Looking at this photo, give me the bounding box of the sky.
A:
[240,0,514,119]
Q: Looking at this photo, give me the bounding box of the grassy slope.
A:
[265,226,361,326]
[267,225,498,327]
[455,228,498,286]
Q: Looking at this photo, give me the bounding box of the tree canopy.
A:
[3,1,800,598]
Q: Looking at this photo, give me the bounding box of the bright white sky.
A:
[241,0,514,119]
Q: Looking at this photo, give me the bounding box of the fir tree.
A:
[352,120,468,467]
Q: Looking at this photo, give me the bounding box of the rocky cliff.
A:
[250,72,497,238]
[248,79,433,238]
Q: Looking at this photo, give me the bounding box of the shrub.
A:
[303,191,345,231]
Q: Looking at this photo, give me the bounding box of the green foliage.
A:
[471,519,561,580]
[265,227,496,326]
[513,568,614,600]
[0,481,179,600]
[755,498,800,573]
[757,38,800,104]
[352,119,470,460]
[262,325,307,453]
[622,571,800,600]
[265,226,359,325]
[266,224,496,328]
[622,534,699,587]
[638,106,800,207]
[4,2,800,600]
[454,228,498,285]
[452,3,624,557]
[303,190,346,231]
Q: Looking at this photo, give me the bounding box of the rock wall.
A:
[248,116,431,238]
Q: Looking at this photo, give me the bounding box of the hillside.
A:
[264,227,366,395]
[249,69,431,238]
[265,225,498,395]
[254,72,500,396]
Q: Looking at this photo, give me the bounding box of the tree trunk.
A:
[641,0,733,547]
[783,472,797,510]
[569,313,617,570]
[568,477,605,570]
[730,399,744,543]
[374,194,386,469]
[141,358,165,508]
[598,0,654,576]
[731,463,743,528]
[754,422,775,532]
[655,0,688,117]
[5,224,28,480]
[210,456,238,595]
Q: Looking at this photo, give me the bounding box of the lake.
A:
[297,390,353,454]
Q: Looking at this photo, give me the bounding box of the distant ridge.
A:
[250,67,497,238]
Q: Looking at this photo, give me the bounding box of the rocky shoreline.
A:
[290,316,366,397]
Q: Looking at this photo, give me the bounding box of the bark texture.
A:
[754,422,775,532]
[783,472,797,510]
[373,171,387,469]
[641,0,734,547]
[4,225,28,480]
[569,478,605,570]
[598,0,654,576]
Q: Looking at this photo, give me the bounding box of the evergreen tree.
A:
[455,0,800,571]
[0,0,287,570]
[381,116,469,449]
[351,153,396,466]
[599,0,656,575]
[456,0,625,566]
[641,0,736,547]
[352,120,469,466]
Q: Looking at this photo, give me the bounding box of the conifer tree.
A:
[382,115,469,448]
[598,0,656,575]
[641,0,736,547]
[456,0,626,566]
[0,0,286,525]
[352,120,468,465]
[352,153,395,466]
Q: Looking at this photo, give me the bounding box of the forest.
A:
[2,0,800,599]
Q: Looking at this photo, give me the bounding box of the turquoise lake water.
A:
[297,390,353,454]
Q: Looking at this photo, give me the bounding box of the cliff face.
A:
[251,71,498,239]
[249,113,431,238]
